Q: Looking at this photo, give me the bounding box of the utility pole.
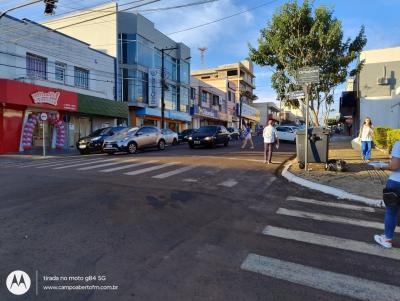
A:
[160,47,178,129]
[239,95,243,129]
[198,47,207,69]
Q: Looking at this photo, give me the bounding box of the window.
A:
[212,95,219,106]
[122,69,148,103]
[180,87,189,112]
[201,91,208,103]
[179,60,189,84]
[201,76,210,79]
[190,87,196,100]
[227,70,238,76]
[137,35,154,68]
[74,67,89,89]
[26,53,47,79]
[118,33,137,65]
[55,62,66,83]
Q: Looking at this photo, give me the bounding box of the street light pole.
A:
[239,95,243,129]
[160,47,178,129]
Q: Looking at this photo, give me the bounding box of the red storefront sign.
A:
[0,79,77,111]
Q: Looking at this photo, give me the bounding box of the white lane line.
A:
[240,253,400,301]
[124,162,179,176]
[286,196,376,212]
[100,161,158,173]
[276,208,399,233]
[34,158,101,169]
[17,159,76,168]
[77,159,138,171]
[53,158,116,170]
[152,165,196,179]
[263,226,400,261]
[218,179,238,187]
[182,178,198,183]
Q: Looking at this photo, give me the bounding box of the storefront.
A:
[190,105,228,128]
[0,79,77,154]
[131,107,191,132]
[236,103,261,130]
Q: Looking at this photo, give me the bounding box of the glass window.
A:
[179,60,189,84]
[190,87,196,100]
[201,91,208,103]
[180,87,189,112]
[165,55,177,81]
[55,62,66,83]
[26,53,47,79]
[212,95,219,106]
[165,84,177,110]
[119,33,137,65]
[227,70,238,76]
[122,68,148,103]
[154,48,162,69]
[74,67,89,89]
[137,35,153,68]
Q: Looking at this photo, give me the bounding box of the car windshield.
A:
[112,127,139,138]
[227,127,234,132]
[197,126,217,134]
[89,128,109,137]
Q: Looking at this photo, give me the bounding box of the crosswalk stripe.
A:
[182,178,198,182]
[99,161,158,173]
[124,162,179,176]
[276,208,400,233]
[218,179,238,187]
[152,165,196,179]
[77,159,138,171]
[53,158,116,170]
[286,196,376,212]
[240,253,400,301]
[263,226,400,260]
[33,158,100,169]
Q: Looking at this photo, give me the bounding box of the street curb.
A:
[281,161,385,208]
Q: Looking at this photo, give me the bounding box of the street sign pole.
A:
[302,84,309,171]
[42,120,46,157]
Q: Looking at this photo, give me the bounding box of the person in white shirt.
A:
[263,119,279,164]
[374,140,400,248]
[358,117,374,161]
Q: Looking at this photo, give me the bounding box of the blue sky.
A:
[2,0,400,114]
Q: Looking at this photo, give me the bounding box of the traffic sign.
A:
[297,67,320,84]
[39,112,48,121]
[288,90,305,100]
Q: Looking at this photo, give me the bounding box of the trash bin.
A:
[296,127,330,169]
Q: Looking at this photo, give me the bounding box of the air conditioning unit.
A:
[377,77,389,85]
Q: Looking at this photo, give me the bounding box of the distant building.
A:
[341,46,400,133]
[43,3,191,132]
[252,102,281,126]
[0,15,127,154]
[191,60,260,128]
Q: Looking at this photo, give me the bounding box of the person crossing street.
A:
[263,119,279,164]
[241,123,254,149]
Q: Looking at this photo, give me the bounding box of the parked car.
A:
[178,129,196,143]
[275,125,298,142]
[102,126,166,154]
[161,128,178,145]
[188,125,230,148]
[227,127,240,140]
[76,126,126,154]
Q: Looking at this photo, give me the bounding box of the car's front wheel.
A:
[158,139,166,151]
[127,142,137,154]
[172,138,178,146]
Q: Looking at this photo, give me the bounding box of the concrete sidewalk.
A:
[287,136,390,201]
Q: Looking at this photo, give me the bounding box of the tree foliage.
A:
[249,0,366,126]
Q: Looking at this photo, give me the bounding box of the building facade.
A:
[0,15,127,154]
[44,3,192,132]
[189,77,235,128]
[252,102,281,126]
[191,60,260,128]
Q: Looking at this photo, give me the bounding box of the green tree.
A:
[249,0,366,126]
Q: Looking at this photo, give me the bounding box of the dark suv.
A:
[188,125,230,148]
[76,126,126,154]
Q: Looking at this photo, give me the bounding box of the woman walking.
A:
[241,123,254,149]
[358,117,374,161]
[374,140,400,248]
[263,119,279,164]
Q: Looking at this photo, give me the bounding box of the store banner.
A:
[148,69,160,108]
[236,103,261,122]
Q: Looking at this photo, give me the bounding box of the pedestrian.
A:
[263,119,279,164]
[358,117,374,162]
[241,123,254,149]
[374,140,400,248]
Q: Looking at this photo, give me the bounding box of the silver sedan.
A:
[161,129,179,145]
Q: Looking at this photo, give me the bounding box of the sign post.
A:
[40,113,48,157]
[297,67,319,171]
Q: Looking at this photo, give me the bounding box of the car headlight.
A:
[204,136,214,141]
[188,136,193,140]
[91,136,101,142]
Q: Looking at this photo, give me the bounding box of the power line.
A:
[167,0,280,35]
[137,0,218,12]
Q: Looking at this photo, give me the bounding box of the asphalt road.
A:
[0,138,399,301]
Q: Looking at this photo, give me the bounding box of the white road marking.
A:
[34,158,101,169]
[276,208,399,232]
[17,158,82,168]
[263,226,400,260]
[99,161,158,173]
[53,158,116,170]
[152,165,196,179]
[241,253,400,301]
[182,178,198,183]
[286,196,376,212]
[77,159,138,171]
[218,179,238,187]
[124,162,179,176]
